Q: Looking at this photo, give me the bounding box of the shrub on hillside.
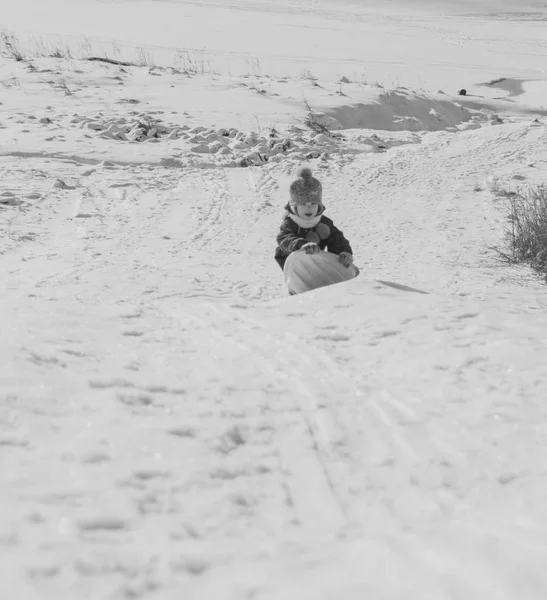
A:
[499,185,547,275]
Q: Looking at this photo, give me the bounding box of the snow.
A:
[2,0,547,598]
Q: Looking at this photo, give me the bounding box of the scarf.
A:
[288,212,322,229]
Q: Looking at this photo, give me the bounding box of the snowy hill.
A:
[2,0,547,598]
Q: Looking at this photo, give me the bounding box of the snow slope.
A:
[2,1,547,599]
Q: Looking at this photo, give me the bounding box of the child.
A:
[274,167,354,270]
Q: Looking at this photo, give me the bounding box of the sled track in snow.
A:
[189,172,230,252]
[203,303,349,535]
[191,301,468,536]
[152,298,348,536]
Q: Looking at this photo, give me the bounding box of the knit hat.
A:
[289,167,323,208]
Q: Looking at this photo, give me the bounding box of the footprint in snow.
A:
[117,468,169,490]
[454,312,479,320]
[216,425,246,454]
[80,452,110,464]
[117,392,155,407]
[132,468,169,482]
[28,352,67,368]
[374,330,400,339]
[26,564,60,580]
[0,437,29,448]
[61,348,87,358]
[313,331,351,341]
[171,555,211,575]
[209,466,247,480]
[168,427,197,438]
[88,378,136,389]
[77,517,132,533]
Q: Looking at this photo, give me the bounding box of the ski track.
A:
[3,117,547,598]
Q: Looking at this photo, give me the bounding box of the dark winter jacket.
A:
[274,205,353,270]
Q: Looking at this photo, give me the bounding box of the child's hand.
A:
[338,252,353,268]
[302,242,320,255]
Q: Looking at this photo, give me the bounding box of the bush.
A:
[500,185,547,275]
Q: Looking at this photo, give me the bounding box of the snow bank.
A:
[0,57,496,171]
[321,89,477,132]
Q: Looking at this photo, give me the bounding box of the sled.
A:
[284,249,360,295]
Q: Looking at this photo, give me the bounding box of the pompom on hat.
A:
[289,167,323,208]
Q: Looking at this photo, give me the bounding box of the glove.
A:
[302,242,320,255]
[338,252,353,268]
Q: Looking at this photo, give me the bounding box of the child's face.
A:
[296,203,319,220]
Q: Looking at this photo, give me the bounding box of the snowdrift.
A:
[320,89,477,132]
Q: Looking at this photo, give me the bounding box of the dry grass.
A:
[49,47,73,59]
[0,31,310,83]
[46,78,73,96]
[0,30,219,75]
[301,99,344,141]
[136,47,153,67]
[302,99,331,134]
[497,185,547,276]
[0,31,24,61]
[175,49,214,75]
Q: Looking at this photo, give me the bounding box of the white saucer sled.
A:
[284,249,360,295]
